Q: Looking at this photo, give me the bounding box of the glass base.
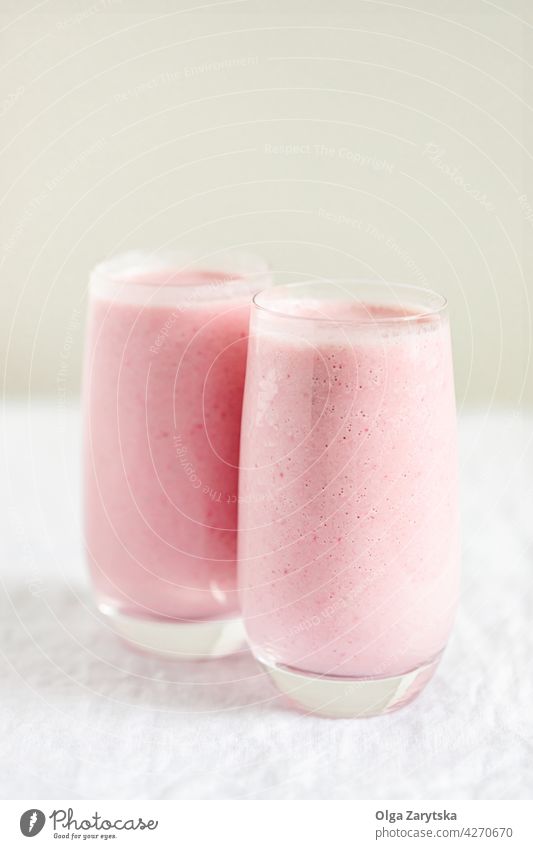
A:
[99,603,246,659]
[260,654,441,718]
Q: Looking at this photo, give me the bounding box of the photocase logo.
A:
[20,809,46,837]
[18,806,159,838]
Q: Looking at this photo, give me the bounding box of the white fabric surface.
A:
[0,402,532,800]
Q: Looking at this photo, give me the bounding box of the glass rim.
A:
[91,248,270,289]
[252,279,448,325]
[89,249,271,306]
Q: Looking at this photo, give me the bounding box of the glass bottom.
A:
[99,603,246,659]
[260,653,442,718]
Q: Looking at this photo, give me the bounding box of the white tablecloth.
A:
[1,403,532,800]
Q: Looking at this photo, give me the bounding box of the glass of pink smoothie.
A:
[238,280,460,717]
[83,249,269,658]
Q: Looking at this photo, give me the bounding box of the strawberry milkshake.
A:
[84,251,268,657]
[238,281,459,716]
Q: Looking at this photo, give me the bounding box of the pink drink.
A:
[238,281,459,716]
[84,252,267,656]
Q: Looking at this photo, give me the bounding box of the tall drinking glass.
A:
[238,280,460,717]
[83,250,269,658]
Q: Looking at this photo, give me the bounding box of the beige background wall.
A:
[1,0,531,407]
